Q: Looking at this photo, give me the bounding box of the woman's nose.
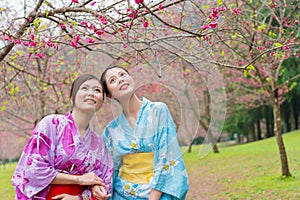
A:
[118,78,124,84]
[88,89,95,96]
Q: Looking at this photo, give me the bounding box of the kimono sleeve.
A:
[93,136,114,194]
[11,115,59,199]
[102,122,122,189]
[150,103,189,199]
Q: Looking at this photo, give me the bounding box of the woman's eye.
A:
[81,86,87,90]
[95,88,102,93]
[110,78,115,84]
[120,72,126,77]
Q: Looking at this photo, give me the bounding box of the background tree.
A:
[208,0,299,176]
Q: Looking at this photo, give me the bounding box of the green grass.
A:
[0,162,17,200]
[183,130,300,199]
[1,130,300,200]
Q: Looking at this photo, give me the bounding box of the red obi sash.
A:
[46,184,97,200]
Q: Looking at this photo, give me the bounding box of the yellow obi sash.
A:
[119,152,154,184]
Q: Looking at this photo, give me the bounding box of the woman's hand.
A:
[78,172,105,186]
[52,194,79,200]
[91,185,111,200]
[148,189,162,200]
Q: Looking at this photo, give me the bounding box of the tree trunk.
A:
[207,129,219,153]
[187,142,192,153]
[257,120,262,140]
[272,93,291,177]
[281,104,288,133]
[290,102,296,131]
[250,122,256,142]
[292,97,298,130]
[198,88,219,154]
[198,119,219,153]
[265,116,272,138]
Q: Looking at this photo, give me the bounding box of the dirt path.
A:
[186,168,229,200]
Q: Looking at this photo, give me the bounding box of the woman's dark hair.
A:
[100,65,129,97]
[70,74,102,107]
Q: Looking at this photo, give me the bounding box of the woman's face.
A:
[105,67,135,99]
[74,79,104,112]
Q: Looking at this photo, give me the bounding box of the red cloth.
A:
[46,184,97,200]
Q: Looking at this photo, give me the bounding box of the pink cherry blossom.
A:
[74,35,80,42]
[22,41,29,46]
[134,0,143,4]
[95,29,104,35]
[72,0,79,3]
[3,35,11,41]
[29,41,36,47]
[125,22,133,27]
[86,37,95,43]
[219,7,226,11]
[81,21,88,27]
[201,25,209,31]
[29,33,34,41]
[211,7,218,19]
[128,10,137,19]
[36,53,44,59]
[233,8,240,15]
[270,2,276,8]
[98,17,108,25]
[89,24,95,30]
[90,1,96,6]
[14,39,21,44]
[47,40,54,47]
[60,23,67,30]
[71,35,80,47]
[158,4,163,10]
[143,21,149,28]
[71,41,78,47]
[283,46,289,50]
[208,21,218,28]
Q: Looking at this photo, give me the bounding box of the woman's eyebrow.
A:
[107,74,116,81]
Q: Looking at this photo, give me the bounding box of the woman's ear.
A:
[106,93,112,98]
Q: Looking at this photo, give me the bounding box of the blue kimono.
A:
[103,97,189,199]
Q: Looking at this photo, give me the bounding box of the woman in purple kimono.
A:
[11,74,113,200]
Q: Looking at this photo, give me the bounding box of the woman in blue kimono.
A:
[100,66,189,199]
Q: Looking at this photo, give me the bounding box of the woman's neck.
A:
[120,94,142,123]
[72,109,93,137]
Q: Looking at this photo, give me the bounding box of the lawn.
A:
[1,130,299,200]
[0,162,17,200]
[184,130,300,200]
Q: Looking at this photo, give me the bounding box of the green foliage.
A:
[223,106,264,136]
[279,56,300,102]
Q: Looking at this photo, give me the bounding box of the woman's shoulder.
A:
[145,98,169,112]
[38,112,70,126]
[104,117,120,130]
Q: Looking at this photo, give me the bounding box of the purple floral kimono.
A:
[11,112,113,199]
